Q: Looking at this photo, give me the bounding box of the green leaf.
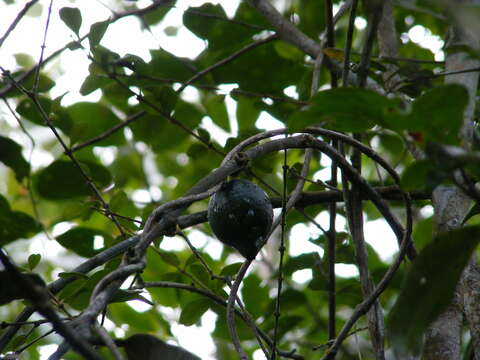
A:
[35,160,112,200]
[149,49,195,81]
[288,88,392,132]
[274,42,304,62]
[408,84,468,144]
[203,94,230,132]
[186,143,208,160]
[233,93,261,131]
[27,254,41,271]
[242,274,268,319]
[89,20,109,47]
[110,289,152,305]
[65,102,124,146]
[388,226,480,356]
[1,71,55,98]
[184,4,257,51]
[220,262,242,276]
[174,100,204,129]
[209,42,304,94]
[147,86,178,114]
[56,227,112,257]
[0,136,30,181]
[79,74,112,96]
[110,191,140,231]
[15,96,52,126]
[400,160,432,191]
[179,298,211,326]
[59,7,82,35]
[14,53,35,67]
[0,271,45,305]
[0,195,41,246]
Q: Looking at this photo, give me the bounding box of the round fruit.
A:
[208,179,273,259]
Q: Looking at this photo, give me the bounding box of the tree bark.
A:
[422,0,480,359]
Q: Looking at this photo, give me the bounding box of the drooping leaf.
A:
[178,298,211,326]
[183,3,258,51]
[149,49,195,81]
[27,254,41,271]
[35,160,112,200]
[400,160,432,191]
[89,20,109,47]
[0,271,46,305]
[15,96,52,127]
[202,93,230,132]
[232,92,261,131]
[110,191,140,231]
[208,41,304,94]
[288,87,393,132]
[407,84,468,144]
[56,227,112,257]
[220,262,243,277]
[65,102,124,146]
[0,136,30,181]
[1,71,55,98]
[79,74,112,96]
[59,7,82,35]
[241,274,269,319]
[388,226,480,356]
[383,84,468,144]
[0,195,41,246]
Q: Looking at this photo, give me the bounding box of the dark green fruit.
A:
[208,179,273,259]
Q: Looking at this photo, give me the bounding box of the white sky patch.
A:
[93,146,117,166]
[160,234,186,252]
[335,263,359,278]
[292,268,312,284]
[284,85,298,99]
[364,219,398,261]
[289,223,324,257]
[39,344,58,360]
[355,17,367,30]
[256,112,284,131]
[408,25,445,61]
[93,235,104,250]
[131,188,152,203]
[420,204,434,218]
[315,211,347,231]
[128,291,153,313]
[52,221,74,237]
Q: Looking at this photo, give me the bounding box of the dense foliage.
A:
[1,0,479,359]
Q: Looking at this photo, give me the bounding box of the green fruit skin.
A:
[208,179,273,259]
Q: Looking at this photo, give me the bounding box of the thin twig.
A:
[0,0,38,48]
[0,250,102,360]
[342,0,358,86]
[93,324,124,360]
[227,260,252,360]
[357,2,385,87]
[32,0,53,94]
[142,281,303,360]
[320,195,412,359]
[324,0,337,87]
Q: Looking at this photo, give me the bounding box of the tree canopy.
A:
[1,0,480,359]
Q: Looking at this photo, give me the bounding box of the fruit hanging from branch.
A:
[208,179,273,260]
